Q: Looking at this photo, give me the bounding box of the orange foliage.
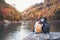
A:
[1,7,10,17]
[22,0,60,20]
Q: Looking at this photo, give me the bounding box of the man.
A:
[40,17,50,33]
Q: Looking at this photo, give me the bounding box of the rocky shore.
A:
[23,32,60,40]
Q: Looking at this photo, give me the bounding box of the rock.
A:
[23,32,60,40]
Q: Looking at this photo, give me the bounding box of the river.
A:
[0,21,60,40]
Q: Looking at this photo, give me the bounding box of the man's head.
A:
[40,17,47,23]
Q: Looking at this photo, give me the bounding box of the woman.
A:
[33,20,43,33]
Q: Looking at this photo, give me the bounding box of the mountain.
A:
[22,0,60,21]
[0,0,22,21]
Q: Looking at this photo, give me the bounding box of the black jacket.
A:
[42,21,50,33]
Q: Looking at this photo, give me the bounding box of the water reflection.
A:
[3,25,31,40]
[50,21,60,32]
[1,23,21,40]
[0,23,4,39]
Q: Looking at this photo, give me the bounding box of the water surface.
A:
[0,21,60,40]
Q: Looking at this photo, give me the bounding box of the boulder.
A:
[23,32,60,40]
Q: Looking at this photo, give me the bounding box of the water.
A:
[0,22,32,40]
[0,21,60,40]
[49,21,60,32]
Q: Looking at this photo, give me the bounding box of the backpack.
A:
[35,24,43,33]
[33,21,43,33]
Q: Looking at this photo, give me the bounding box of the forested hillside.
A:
[22,0,60,21]
[0,0,22,21]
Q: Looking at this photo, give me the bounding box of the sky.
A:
[5,0,44,12]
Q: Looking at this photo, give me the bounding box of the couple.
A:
[34,17,50,34]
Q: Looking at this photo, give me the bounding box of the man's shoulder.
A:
[44,22,50,27]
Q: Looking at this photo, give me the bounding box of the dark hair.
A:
[44,17,47,20]
[39,21,43,24]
